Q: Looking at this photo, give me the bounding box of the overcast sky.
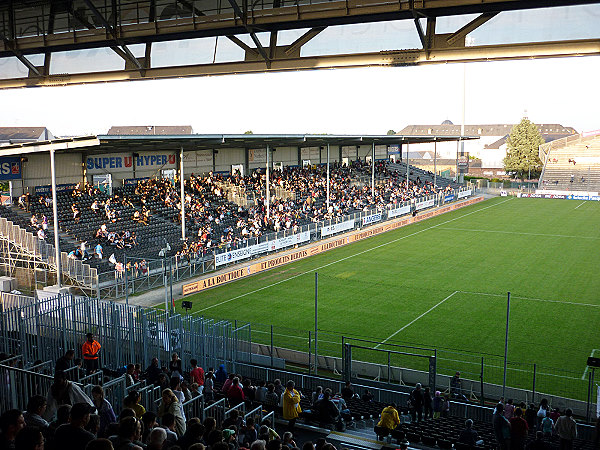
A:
[1,55,599,137]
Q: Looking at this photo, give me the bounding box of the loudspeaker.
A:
[587,356,600,368]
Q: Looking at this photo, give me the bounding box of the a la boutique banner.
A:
[458,189,472,199]
[0,157,22,180]
[215,231,310,267]
[86,152,176,174]
[321,219,355,237]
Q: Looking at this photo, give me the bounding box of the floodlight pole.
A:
[266,144,270,219]
[371,142,375,199]
[502,291,511,398]
[124,253,129,308]
[180,146,186,242]
[326,144,330,209]
[50,149,61,288]
[314,271,318,376]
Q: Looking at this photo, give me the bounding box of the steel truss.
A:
[0,0,599,88]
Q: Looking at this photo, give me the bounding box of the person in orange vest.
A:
[82,333,101,374]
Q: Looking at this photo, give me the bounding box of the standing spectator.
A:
[282,381,301,431]
[222,374,235,394]
[190,359,205,393]
[144,358,161,386]
[537,399,550,430]
[432,391,443,419]
[44,371,93,421]
[53,403,95,450]
[255,380,268,403]
[504,399,515,420]
[493,403,511,450]
[23,396,49,430]
[541,413,554,437]
[451,372,466,400]
[124,364,135,387]
[409,383,424,423]
[554,409,577,450]
[227,378,245,405]
[82,333,101,375]
[157,389,186,437]
[215,365,228,383]
[169,353,183,379]
[55,350,75,374]
[525,404,537,431]
[264,384,279,409]
[204,371,215,401]
[510,407,529,450]
[91,386,117,437]
[423,387,433,420]
[0,409,26,450]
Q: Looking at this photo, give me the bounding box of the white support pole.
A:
[326,144,330,209]
[371,142,375,199]
[434,139,438,188]
[406,142,410,191]
[180,147,186,242]
[266,144,270,218]
[50,149,61,288]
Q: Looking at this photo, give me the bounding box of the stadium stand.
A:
[1,160,459,277]
[539,135,600,191]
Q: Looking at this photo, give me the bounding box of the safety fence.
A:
[2,290,595,422]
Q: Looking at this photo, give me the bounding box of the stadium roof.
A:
[0,133,478,157]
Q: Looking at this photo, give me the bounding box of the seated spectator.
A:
[160,413,179,447]
[227,378,245,405]
[341,381,355,401]
[53,403,95,450]
[147,427,167,450]
[458,419,483,446]
[123,391,145,419]
[0,409,26,450]
[312,390,339,428]
[14,426,45,450]
[109,416,143,450]
[375,403,400,439]
[86,413,101,436]
[91,386,117,437]
[23,395,49,430]
[264,384,279,408]
[45,370,94,421]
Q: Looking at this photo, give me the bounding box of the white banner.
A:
[458,189,472,199]
[416,198,435,211]
[388,205,411,218]
[362,213,382,226]
[215,231,310,267]
[321,219,355,237]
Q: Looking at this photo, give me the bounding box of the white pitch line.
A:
[185,198,513,313]
[582,349,599,380]
[374,291,459,349]
[439,227,600,240]
[458,290,600,308]
[575,201,586,210]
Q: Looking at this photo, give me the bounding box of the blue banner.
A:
[0,157,22,180]
[444,194,455,203]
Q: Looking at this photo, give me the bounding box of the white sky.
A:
[1,55,599,136]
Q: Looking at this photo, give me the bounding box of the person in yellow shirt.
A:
[282,380,302,430]
[375,403,400,439]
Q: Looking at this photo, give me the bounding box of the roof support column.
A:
[266,144,270,219]
[50,149,61,288]
[326,144,330,210]
[371,142,375,199]
[180,147,186,242]
[406,142,410,191]
[433,138,437,188]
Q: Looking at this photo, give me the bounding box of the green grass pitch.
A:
[177,197,600,400]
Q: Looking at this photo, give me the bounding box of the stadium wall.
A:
[182,195,484,295]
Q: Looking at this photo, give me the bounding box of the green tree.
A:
[244,130,253,134]
[387,129,396,135]
[503,118,545,180]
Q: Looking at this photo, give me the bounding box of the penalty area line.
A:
[175,198,512,313]
[374,290,459,349]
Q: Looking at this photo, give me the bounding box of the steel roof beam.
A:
[446,11,499,46]
[284,27,326,56]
